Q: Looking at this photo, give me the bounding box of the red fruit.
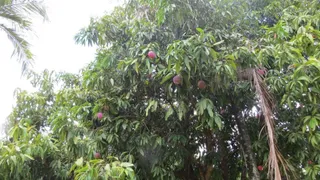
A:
[147,73,152,79]
[308,160,313,165]
[173,75,182,85]
[94,152,101,159]
[257,165,263,171]
[97,112,103,119]
[257,69,265,75]
[197,80,206,89]
[220,109,225,114]
[147,51,156,59]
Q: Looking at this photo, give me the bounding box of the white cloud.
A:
[0,0,123,136]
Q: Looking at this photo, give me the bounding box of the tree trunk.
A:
[218,133,229,180]
[232,104,260,180]
[174,157,198,180]
[240,142,248,180]
[205,165,213,180]
[204,129,214,180]
[241,167,247,180]
[221,152,229,180]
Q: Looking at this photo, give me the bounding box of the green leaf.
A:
[139,149,144,156]
[135,62,139,74]
[184,57,191,71]
[208,118,214,129]
[146,59,151,71]
[160,73,174,84]
[75,157,84,167]
[213,40,224,46]
[10,156,17,165]
[146,100,157,116]
[175,61,181,73]
[110,78,114,86]
[121,162,134,167]
[306,33,314,43]
[196,27,204,34]
[105,164,111,172]
[165,107,174,120]
[207,107,214,117]
[297,76,311,83]
[309,118,318,131]
[122,123,127,130]
[24,154,34,160]
[215,116,222,130]
[156,137,162,146]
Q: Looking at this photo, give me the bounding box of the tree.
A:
[1,0,320,179]
[0,0,48,74]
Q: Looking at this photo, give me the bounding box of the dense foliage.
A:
[1,0,320,179]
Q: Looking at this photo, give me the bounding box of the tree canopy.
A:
[1,0,320,179]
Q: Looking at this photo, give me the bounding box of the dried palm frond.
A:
[252,69,285,180]
[237,67,290,180]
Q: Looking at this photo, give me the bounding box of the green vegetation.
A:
[1,0,320,179]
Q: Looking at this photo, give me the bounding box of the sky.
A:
[0,0,123,136]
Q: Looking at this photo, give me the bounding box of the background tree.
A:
[0,0,48,74]
[1,0,320,179]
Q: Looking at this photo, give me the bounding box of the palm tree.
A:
[0,0,48,75]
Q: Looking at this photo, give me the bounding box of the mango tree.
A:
[1,0,320,179]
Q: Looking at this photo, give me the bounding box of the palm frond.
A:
[0,0,48,21]
[237,67,295,179]
[0,23,34,74]
[252,69,285,180]
[0,10,32,30]
[0,0,47,75]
